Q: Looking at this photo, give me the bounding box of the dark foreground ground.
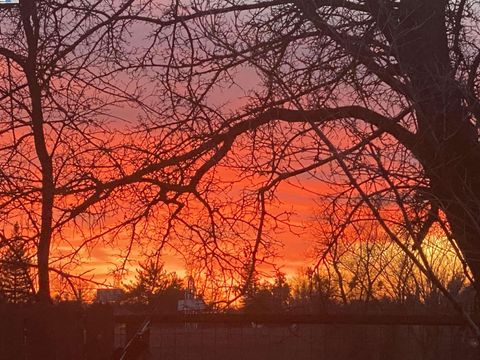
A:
[1,304,479,360]
[122,323,476,360]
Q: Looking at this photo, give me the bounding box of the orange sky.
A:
[74,176,322,288]
[0,42,331,294]
[64,66,326,286]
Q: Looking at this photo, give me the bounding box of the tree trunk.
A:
[21,0,53,303]
[385,0,480,289]
[429,153,480,290]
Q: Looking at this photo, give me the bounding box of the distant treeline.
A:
[89,258,476,316]
[1,241,475,316]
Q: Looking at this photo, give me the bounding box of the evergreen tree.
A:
[124,258,183,309]
[242,271,292,313]
[0,224,34,304]
[271,271,291,309]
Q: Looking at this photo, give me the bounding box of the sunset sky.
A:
[64,63,331,287]
[0,1,473,309]
[81,176,321,286]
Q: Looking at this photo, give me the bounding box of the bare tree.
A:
[0,0,165,302]
[102,0,480,332]
[2,0,480,314]
[124,2,479,281]
[0,0,283,303]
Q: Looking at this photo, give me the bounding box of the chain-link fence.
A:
[115,314,480,360]
[1,305,479,360]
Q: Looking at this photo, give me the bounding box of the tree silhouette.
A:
[0,0,273,303]
[242,271,291,313]
[0,223,34,304]
[2,1,480,322]
[0,0,211,302]
[124,259,184,310]
[0,0,145,302]
[114,0,480,333]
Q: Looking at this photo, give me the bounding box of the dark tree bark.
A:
[375,0,480,288]
[20,0,54,303]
